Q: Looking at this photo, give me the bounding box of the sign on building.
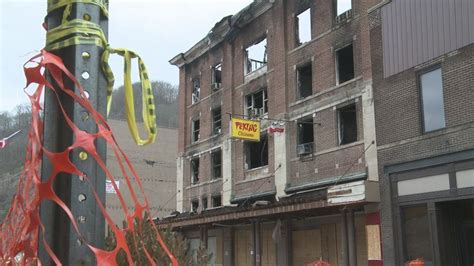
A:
[231,117,261,141]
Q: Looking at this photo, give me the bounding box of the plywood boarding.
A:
[216,233,224,266]
[321,224,339,265]
[234,226,252,266]
[292,229,322,265]
[381,0,474,78]
[355,215,368,266]
[261,225,276,266]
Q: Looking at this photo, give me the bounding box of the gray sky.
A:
[0,0,253,113]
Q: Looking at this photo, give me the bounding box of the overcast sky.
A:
[0,0,253,113]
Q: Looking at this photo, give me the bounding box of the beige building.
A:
[105,119,177,225]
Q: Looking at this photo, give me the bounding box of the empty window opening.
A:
[245,89,268,117]
[212,195,222,208]
[296,117,314,156]
[202,197,208,211]
[192,78,200,104]
[211,150,222,180]
[296,8,312,45]
[192,119,200,143]
[297,63,313,99]
[212,107,222,135]
[245,37,267,75]
[191,158,200,185]
[336,0,352,16]
[336,44,355,84]
[191,200,199,212]
[212,63,222,91]
[420,68,445,132]
[245,134,268,170]
[338,103,357,145]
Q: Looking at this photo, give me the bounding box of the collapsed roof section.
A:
[169,0,274,67]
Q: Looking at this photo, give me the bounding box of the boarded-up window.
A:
[292,229,322,265]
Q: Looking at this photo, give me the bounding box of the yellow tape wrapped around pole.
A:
[46,0,157,145]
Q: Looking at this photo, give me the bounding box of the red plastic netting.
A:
[0,50,177,265]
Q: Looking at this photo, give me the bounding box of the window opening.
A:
[245,134,268,170]
[336,0,352,16]
[296,8,311,45]
[192,119,200,143]
[245,89,268,117]
[191,200,199,213]
[212,107,222,135]
[420,68,445,132]
[297,117,314,157]
[212,63,222,91]
[402,205,433,263]
[211,195,222,208]
[192,78,200,104]
[211,150,222,180]
[336,44,354,84]
[202,197,208,211]
[245,37,267,75]
[338,103,357,145]
[191,157,200,185]
[297,63,313,99]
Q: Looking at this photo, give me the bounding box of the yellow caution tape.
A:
[47,0,109,18]
[46,0,157,145]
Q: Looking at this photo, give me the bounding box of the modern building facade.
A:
[167,0,385,265]
[369,1,474,265]
[105,120,177,225]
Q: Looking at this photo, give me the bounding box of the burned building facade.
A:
[168,0,384,265]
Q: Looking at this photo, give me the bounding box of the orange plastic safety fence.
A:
[0,50,177,266]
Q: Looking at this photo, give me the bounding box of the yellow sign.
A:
[231,118,261,141]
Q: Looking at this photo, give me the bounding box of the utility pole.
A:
[39,1,108,265]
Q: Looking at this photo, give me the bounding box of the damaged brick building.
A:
[167,0,384,265]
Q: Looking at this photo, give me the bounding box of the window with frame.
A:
[212,63,222,91]
[212,107,222,135]
[296,8,312,46]
[297,63,313,99]
[244,37,267,75]
[245,90,268,117]
[338,103,357,145]
[192,78,200,104]
[211,150,222,180]
[336,44,355,84]
[336,0,352,16]
[297,117,314,145]
[245,134,268,170]
[191,157,199,185]
[419,68,446,132]
[211,195,222,208]
[202,197,208,211]
[192,119,200,143]
[191,200,199,212]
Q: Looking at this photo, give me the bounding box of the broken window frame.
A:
[211,63,222,91]
[245,89,268,118]
[211,149,222,180]
[245,133,269,170]
[244,37,268,75]
[192,119,200,143]
[297,116,314,145]
[211,195,222,208]
[191,157,200,185]
[296,8,312,46]
[191,200,199,212]
[335,43,355,85]
[192,78,201,104]
[297,63,313,99]
[212,107,222,135]
[337,103,358,145]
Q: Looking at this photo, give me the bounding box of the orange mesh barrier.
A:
[0,50,177,265]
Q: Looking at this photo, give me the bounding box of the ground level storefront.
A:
[382,150,474,265]
[161,191,383,266]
